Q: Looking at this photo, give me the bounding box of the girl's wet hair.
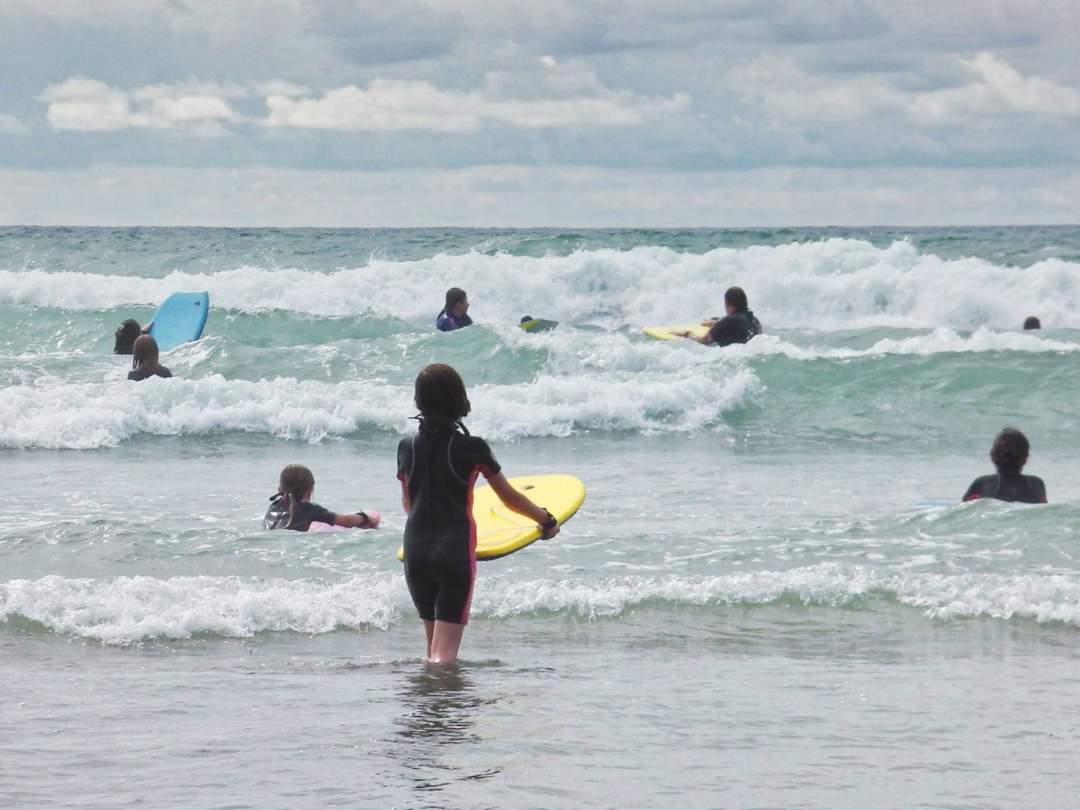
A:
[990,427,1029,475]
[132,335,160,368]
[444,287,467,312]
[414,363,471,429]
[279,464,315,519]
[114,319,142,354]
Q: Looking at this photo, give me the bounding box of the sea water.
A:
[2,226,1079,808]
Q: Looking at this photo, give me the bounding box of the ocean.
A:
[2,226,1079,808]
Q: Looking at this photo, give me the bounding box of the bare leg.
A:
[423,620,435,659]
[428,620,466,664]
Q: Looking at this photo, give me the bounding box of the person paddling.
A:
[678,286,762,346]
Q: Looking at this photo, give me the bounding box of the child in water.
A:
[265,464,381,531]
[963,427,1047,504]
[397,363,558,664]
[127,335,173,381]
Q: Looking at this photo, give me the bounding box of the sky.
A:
[1,0,1079,226]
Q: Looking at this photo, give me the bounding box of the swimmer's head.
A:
[131,335,160,368]
[1023,316,1041,330]
[114,319,142,354]
[990,427,1029,475]
[279,464,315,504]
[414,363,471,429]
[724,286,749,315]
[445,287,469,317]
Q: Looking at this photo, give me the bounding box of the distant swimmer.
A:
[127,335,173,381]
[677,286,762,346]
[436,287,473,332]
[264,464,380,531]
[398,363,558,664]
[962,427,1047,504]
[114,318,150,354]
[1023,316,1041,330]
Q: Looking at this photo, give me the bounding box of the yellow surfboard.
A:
[643,323,710,341]
[396,474,586,561]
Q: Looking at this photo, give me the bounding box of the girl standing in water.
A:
[397,363,558,664]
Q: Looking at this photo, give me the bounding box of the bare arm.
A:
[399,478,411,514]
[675,330,714,345]
[486,472,559,538]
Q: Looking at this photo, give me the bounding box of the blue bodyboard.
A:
[149,292,209,351]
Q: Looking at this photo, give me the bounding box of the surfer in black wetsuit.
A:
[127,335,173,381]
[264,464,379,531]
[397,363,558,664]
[678,286,762,346]
[963,428,1047,504]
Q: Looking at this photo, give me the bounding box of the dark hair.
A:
[131,334,160,369]
[279,464,315,523]
[414,363,471,429]
[1023,316,1041,330]
[445,287,467,313]
[990,428,1029,475]
[114,319,142,354]
[724,286,748,312]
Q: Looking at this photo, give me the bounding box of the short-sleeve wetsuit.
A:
[708,310,761,347]
[397,424,501,624]
[436,311,473,332]
[962,473,1047,504]
[128,365,173,381]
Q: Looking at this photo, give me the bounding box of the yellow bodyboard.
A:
[396,474,586,561]
[642,323,710,341]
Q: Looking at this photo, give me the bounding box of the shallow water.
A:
[2,226,1080,807]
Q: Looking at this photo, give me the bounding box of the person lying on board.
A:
[963,428,1047,504]
[677,286,762,346]
[397,363,558,664]
[114,318,152,354]
[127,335,173,381]
[264,464,380,531]
[436,287,473,332]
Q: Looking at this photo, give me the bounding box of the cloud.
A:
[39,77,240,132]
[0,113,29,134]
[911,52,1080,124]
[264,61,689,131]
[731,52,1080,128]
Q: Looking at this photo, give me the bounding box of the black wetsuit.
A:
[397,424,501,624]
[128,366,173,381]
[708,310,762,347]
[963,473,1047,504]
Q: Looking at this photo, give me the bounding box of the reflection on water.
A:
[394,663,501,795]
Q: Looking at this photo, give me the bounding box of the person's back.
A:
[963,427,1046,505]
[127,335,173,381]
[398,424,500,565]
[709,308,762,347]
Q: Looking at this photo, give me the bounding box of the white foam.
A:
[3,238,1079,330]
[4,565,1079,644]
[0,368,758,449]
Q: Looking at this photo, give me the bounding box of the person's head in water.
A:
[1023,316,1041,330]
[278,464,315,512]
[444,287,469,318]
[414,363,471,429]
[114,319,142,354]
[724,286,749,316]
[990,428,1030,476]
[131,335,161,370]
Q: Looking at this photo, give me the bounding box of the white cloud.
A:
[264,64,689,131]
[732,52,1080,129]
[0,113,29,134]
[40,77,240,131]
[911,52,1080,124]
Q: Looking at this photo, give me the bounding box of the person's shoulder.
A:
[126,370,139,380]
[159,366,173,378]
[397,434,415,452]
